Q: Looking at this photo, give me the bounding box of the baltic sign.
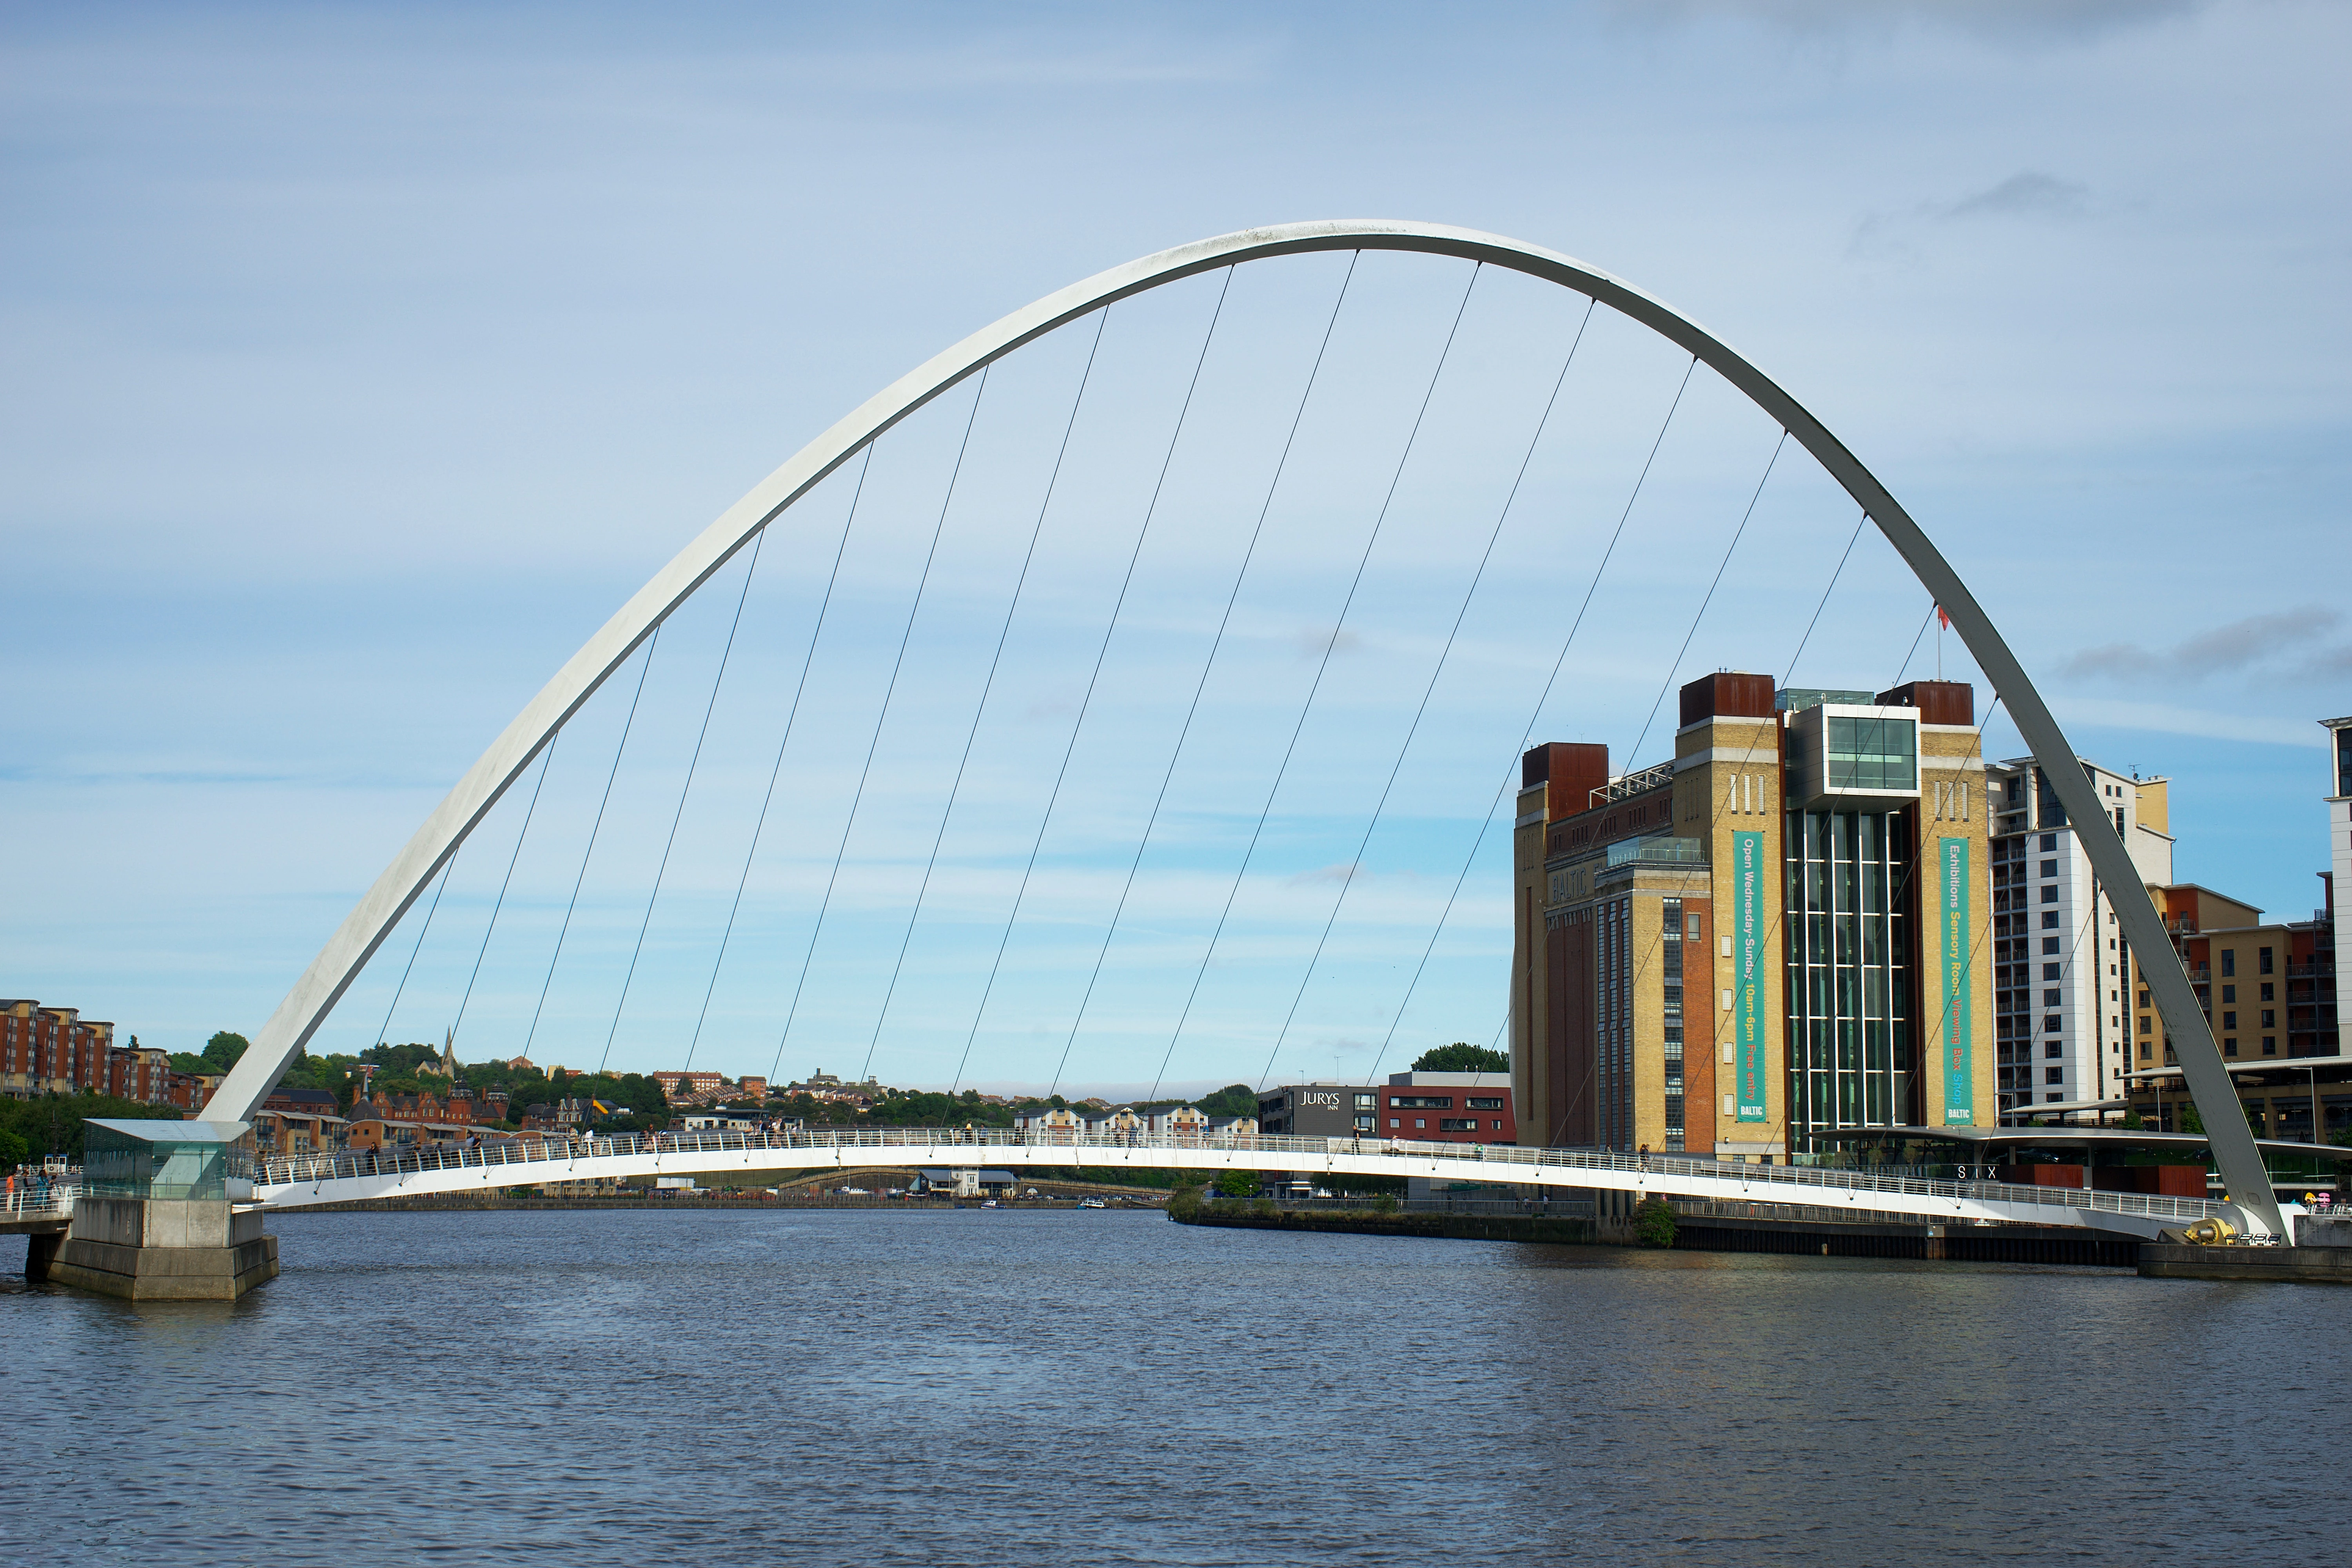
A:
[1940,835,1975,1125]
[1734,829,1767,1123]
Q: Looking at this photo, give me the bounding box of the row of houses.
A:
[1008,1105,1257,1140]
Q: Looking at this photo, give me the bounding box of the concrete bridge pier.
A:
[45,1118,278,1301]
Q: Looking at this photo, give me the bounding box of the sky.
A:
[5,1,2346,1099]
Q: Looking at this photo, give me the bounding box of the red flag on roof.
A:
[1935,604,1951,630]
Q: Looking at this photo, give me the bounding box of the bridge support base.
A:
[22,1229,64,1282]
[47,1198,278,1301]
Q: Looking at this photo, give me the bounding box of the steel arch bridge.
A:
[205,221,2281,1238]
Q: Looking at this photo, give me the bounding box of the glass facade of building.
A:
[1825,715,1918,792]
[1784,809,1913,1149]
[83,1119,251,1201]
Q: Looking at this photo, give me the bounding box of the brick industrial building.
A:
[1511,672,1995,1162]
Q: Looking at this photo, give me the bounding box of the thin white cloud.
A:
[2049,696,2328,750]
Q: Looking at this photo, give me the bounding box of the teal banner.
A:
[1734,829,1767,1123]
[1940,835,1975,1125]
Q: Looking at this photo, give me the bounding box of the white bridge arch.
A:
[207,220,2279,1236]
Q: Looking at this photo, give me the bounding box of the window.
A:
[1387,1118,1399,1130]
[2262,1010,2275,1028]
[2045,1042,2063,1058]
[2043,937,2060,954]
[2040,833,2056,851]
[2045,1067,2064,1084]
[2044,963,2060,980]
[2045,1015,2063,1033]
[2138,990,2151,1008]
[2137,1016,2151,1034]
[1687,913,1701,940]
[2222,950,2236,977]
[2263,1037,2277,1056]
[2223,1038,2237,1056]
[1390,1095,1451,1109]
[2259,947,2274,975]
[1355,1114,1374,1130]
[2042,913,2060,929]
[1492,1120,1505,1131]
[2044,988,2062,1005]
[1826,715,1917,789]
[1467,1097,1504,1110]
[2223,1011,2237,1029]
[2221,984,2236,1004]
[1354,1093,1374,1108]
[2040,859,2058,878]
[2138,1040,2151,1060]
[2260,982,2274,1002]
[1439,1118,1480,1132]
[1413,1118,1427,1129]
[2042,886,2058,904]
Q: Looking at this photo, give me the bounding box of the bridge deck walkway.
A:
[253,1128,2242,1238]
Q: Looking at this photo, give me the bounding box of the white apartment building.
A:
[1984,757,2177,1120]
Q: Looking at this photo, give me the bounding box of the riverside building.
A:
[1510,672,1994,1162]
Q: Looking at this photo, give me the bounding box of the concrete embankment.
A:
[1174,1204,2139,1266]
[1172,1206,1599,1246]
[2138,1243,2352,1283]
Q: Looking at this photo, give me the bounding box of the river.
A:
[7,1208,2345,1565]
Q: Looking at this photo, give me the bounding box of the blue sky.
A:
[5,2,2346,1097]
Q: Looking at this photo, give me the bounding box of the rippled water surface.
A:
[9,1209,2348,1565]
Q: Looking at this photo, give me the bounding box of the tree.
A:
[1413,1042,1508,1074]
[1215,1168,1259,1198]
[0,1093,185,1163]
[204,1031,251,1071]
[1194,1083,1258,1120]
[1633,1196,1678,1248]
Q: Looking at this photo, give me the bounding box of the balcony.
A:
[1590,761,1677,808]
[1604,835,1708,869]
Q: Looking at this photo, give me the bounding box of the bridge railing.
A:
[4,1180,78,1222]
[251,1126,2236,1224]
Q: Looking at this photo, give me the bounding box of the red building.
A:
[1,1000,202,1107]
[1375,1073,1516,1144]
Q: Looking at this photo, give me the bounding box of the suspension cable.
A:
[370,854,456,1056]
[1042,253,1360,1102]
[677,447,873,1076]
[445,735,556,1056]
[1886,600,1939,691]
[1352,354,1700,1093]
[944,269,1236,1102]
[1147,263,1481,1102]
[1231,285,1589,1101]
[1621,429,1787,771]
[598,531,766,1076]
[768,372,991,1085]
[858,310,1111,1086]
[521,627,659,1062]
